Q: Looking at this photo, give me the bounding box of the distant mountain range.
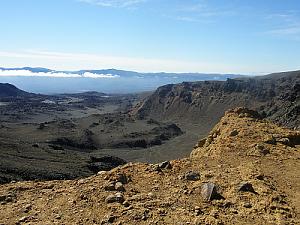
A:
[0,67,244,94]
[0,67,242,79]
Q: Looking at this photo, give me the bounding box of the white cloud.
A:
[0,69,79,78]
[78,0,146,8]
[0,69,120,79]
[82,72,120,78]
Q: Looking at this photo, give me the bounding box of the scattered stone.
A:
[115,182,125,192]
[264,136,276,145]
[0,193,14,204]
[23,204,32,213]
[256,144,270,155]
[201,183,219,201]
[97,171,107,176]
[55,214,61,220]
[115,192,125,203]
[195,138,206,148]
[210,209,219,218]
[194,206,203,216]
[205,136,213,146]
[147,192,155,199]
[248,144,270,156]
[229,129,239,137]
[114,173,129,184]
[158,161,172,169]
[238,182,256,193]
[256,174,264,180]
[105,193,125,204]
[101,214,116,224]
[150,164,162,173]
[277,138,291,146]
[142,209,150,220]
[77,179,86,185]
[243,203,252,208]
[104,182,115,191]
[18,216,29,223]
[0,195,6,203]
[185,171,200,181]
[122,201,130,207]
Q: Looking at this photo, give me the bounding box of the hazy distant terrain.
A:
[0,67,241,94]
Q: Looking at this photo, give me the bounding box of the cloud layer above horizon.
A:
[0,69,120,79]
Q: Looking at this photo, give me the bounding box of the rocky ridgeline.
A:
[0,108,299,224]
[133,70,300,130]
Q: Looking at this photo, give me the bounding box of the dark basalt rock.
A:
[158,161,172,169]
[238,182,256,193]
[185,171,200,181]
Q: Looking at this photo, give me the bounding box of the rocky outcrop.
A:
[1,108,299,224]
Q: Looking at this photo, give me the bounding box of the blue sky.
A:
[0,0,300,74]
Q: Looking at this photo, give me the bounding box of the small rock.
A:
[115,173,129,184]
[210,209,219,218]
[238,182,256,193]
[229,129,239,137]
[101,214,116,224]
[201,183,219,201]
[97,171,106,176]
[256,174,264,180]
[264,136,276,145]
[55,214,61,220]
[277,138,291,146]
[150,164,162,173]
[194,206,202,216]
[115,192,125,203]
[18,216,29,223]
[185,171,200,181]
[104,182,115,191]
[115,182,125,192]
[77,179,86,185]
[122,201,130,207]
[244,203,252,208]
[105,193,124,204]
[256,144,270,155]
[147,192,155,198]
[23,204,32,213]
[158,161,172,169]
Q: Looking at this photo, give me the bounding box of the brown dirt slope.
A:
[0,108,299,225]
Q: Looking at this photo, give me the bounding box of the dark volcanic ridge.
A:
[0,83,33,98]
[133,70,300,130]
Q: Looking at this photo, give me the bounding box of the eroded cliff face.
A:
[1,108,300,225]
[133,71,300,130]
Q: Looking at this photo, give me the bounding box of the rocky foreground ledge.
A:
[0,108,299,225]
